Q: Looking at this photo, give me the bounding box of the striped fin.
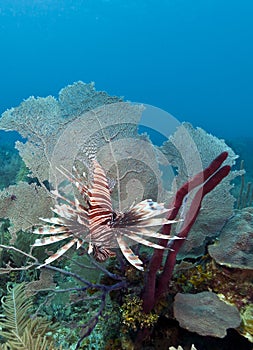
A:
[54,167,90,221]
[33,226,69,235]
[122,231,168,250]
[33,233,72,246]
[73,170,89,198]
[51,189,75,207]
[58,165,90,200]
[75,202,89,227]
[129,199,169,218]
[116,235,144,271]
[38,238,79,268]
[57,166,87,188]
[133,218,178,227]
[115,211,179,228]
[77,214,88,226]
[52,204,77,220]
[120,227,182,240]
[39,217,66,225]
[120,200,176,228]
[76,240,82,249]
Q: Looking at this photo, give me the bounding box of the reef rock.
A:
[208,207,253,269]
[173,291,241,338]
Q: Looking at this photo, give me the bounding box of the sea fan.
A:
[33,159,180,270]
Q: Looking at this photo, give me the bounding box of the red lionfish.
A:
[33,159,180,271]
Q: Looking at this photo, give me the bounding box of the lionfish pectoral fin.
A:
[53,203,78,220]
[169,235,185,240]
[58,165,88,196]
[125,228,181,240]
[116,236,144,271]
[131,199,169,217]
[76,240,82,249]
[125,231,168,250]
[134,218,179,227]
[77,214,88,226]
[39,217,64,225]
[88,241,93,255]
[37,238,79,268]
[32,233,71,246]
[33,226,69,235]
[50,190,75,207]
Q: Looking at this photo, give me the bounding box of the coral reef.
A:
[0,81,249,348]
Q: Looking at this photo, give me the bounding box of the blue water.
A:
[0,0,253,139]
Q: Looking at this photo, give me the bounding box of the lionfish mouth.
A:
[33,159,181,271]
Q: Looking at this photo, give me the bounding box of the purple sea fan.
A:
[32,159,180,270]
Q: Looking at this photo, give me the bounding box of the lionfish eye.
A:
[112,212,117,221]
[108,211,119,228]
